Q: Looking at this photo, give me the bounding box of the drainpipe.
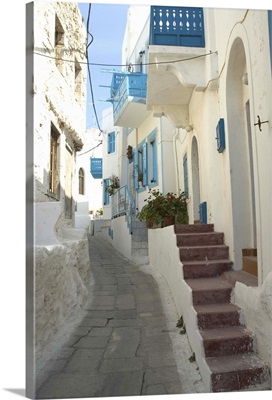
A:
[173,128,181,193]
[135,128,139,212]
[159,118,165,194]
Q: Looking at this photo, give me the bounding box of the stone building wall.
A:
[32,1,90,365]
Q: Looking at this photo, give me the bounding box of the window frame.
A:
[49,123,60,198]
[147,129,158,188]
[103,178,110,205]
[108,131,116,154]
[78,167,85,195]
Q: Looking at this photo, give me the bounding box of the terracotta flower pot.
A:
[163,216,175,227]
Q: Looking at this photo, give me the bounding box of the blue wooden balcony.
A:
[110,72,150,128]
[149,6,205,47]
[90,158,102,179]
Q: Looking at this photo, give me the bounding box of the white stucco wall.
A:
[167,8,272,283]
[75,128,103,229]
[148,226,212,390]
[102,108,120,220]
[233,272,272,365]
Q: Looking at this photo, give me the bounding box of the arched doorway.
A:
[191,136,201,223]
[226,37,257,271]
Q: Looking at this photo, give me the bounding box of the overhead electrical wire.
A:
[85,3,103,133]
[77,140,102,156]
[34,49,218,68]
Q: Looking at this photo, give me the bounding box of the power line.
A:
[77,140,102,156]
[85,3,103,133]
[34,49,217,68]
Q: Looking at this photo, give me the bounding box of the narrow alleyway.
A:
[36,235,205,398]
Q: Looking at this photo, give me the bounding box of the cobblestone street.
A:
[36,235,205,398]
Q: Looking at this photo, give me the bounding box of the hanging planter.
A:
[126,145,133,160]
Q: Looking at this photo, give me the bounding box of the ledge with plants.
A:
[105,174,120,196]
[137,189,189,228]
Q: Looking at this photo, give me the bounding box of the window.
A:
[148,130,158,186]
[65,143,73,219]
[78,168,84,195]
[134,142,147,189]
[108,132,115,154]
[134,130,158,190]
[49,124,60,197]
[55,15,65,74]
[183,153,189,198]
[103,179,110,205]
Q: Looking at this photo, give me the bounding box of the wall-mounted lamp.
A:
[185,125,193,132]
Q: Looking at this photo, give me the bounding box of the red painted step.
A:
[182,260,232,279]
[179,245,229,262]
[207,353,270,392]
[174,224,270,391]
[186,277,233,305]
[201,326,254,357]
[176,232,224,247]
[174,224,214,234]
[195,303,241,330]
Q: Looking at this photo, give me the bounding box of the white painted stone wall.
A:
[234,272,272,365]
[35,237,90,363]
[33,2,90,365]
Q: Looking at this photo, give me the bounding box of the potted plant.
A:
[105,174,120,196]
[137,189,188,228]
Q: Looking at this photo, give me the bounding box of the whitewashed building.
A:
[27,1,91,391]
[75,128,103,230]
[102,4,272,393]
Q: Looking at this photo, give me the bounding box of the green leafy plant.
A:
[137,189,189,227]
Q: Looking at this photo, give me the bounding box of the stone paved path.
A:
[36,235,205,398]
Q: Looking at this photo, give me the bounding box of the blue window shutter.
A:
[151,138,158,183]
[142,142,148,186]
[199,201,207,224]
[133,149,139,189]
[183,153,189,198]
[108,132,115,154]
[104,179,110,205]
[216,119,225,153]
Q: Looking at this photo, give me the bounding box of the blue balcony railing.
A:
[110,72,147,122]
[90,158,102,179]
[111,185,134,234]
[150,6,205,47]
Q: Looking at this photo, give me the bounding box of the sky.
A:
[78,2,130,131]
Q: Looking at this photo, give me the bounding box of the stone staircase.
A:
[175,223,270,392]
[131,216,149,261]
